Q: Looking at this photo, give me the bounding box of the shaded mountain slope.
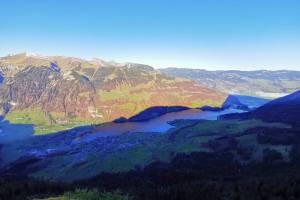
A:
[0,118,290,182]
[222,90,300,126]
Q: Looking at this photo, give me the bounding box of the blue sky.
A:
[0,0,300,70]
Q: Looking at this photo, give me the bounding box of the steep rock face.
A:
[222,95,250,110]
[0,53,226,133]
[39,71,97,119]
[0,67,56,108]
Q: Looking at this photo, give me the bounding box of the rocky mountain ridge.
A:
[0,53,226,134]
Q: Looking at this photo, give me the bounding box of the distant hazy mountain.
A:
[160,68,300,98]
[0,53,226,134]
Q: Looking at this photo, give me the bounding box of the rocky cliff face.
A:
[0,53,226,133]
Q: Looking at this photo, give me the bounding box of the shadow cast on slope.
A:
[0,116,35,144]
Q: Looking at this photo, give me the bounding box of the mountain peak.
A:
[91,58,124,67]
[0,52,154,71]
[3,52,42,59]
[0,52,226,127]
[24,52,39,57]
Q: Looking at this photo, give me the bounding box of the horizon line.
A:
[1,51,300,72]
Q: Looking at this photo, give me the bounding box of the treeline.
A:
[2,125,300,200]
[2,151,300,200]
[0,176,70,200]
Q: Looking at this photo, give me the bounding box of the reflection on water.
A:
[91,108,245,136]
[0,109,242,143]
[1,93,265,142]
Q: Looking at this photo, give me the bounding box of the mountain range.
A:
[2,53,300,136]
[160,68,300,98]
[0,53,225,134]
[1,54,300,199]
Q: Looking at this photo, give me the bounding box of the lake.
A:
[0,95,269,142]
[89,108,245,137]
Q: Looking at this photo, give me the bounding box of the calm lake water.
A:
[0,95,269,142]
[89,108,245,137]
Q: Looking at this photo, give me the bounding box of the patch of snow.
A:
[25,52,39,57]
[24,52,48,59]
[91,58,124,67]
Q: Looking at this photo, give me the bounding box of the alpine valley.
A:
[0,53,226,134]
[1,53,300,200]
